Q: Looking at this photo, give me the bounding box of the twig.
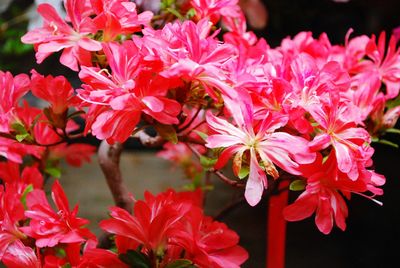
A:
[98,141,133,212]
[187,143,245,188]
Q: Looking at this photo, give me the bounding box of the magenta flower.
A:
[206,93,315,206]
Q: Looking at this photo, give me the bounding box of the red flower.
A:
[100,190,194,254]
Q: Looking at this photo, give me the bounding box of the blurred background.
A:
[1,0,400,267]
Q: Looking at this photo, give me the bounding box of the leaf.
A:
[200,155,217,170]
[15,133,30,142]
[119,250,151,268]
[186,8,196,19]
[289,180,306,191]
[165,259,195,268]
[386,128,400,135]
[193,130,208,141]
[45,167,62,178]
[166,7,184,19]
[11,122,27,134]
[21,184,34,209]
[386,94,400,109]
[154,123,178,144]
[372,138,399,148]
[238,166,249,179]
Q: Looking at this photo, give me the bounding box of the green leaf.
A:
[200,155,217,169]
[372,138,399,148]
[238,166,249,179]
[15,133,30,142]
[289,180,306,191]
[193,130,208,141]
[21,184,34,209]
[45,167,62,178]
[11,122,27,134]
[166,7,184,19]
[154,123,178,144]
[165,259,195,268]
[119,250,151,268]
[386,94,400,109]
[386,128,400,135]
[186,8,196,18]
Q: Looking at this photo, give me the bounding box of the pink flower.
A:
[190,0,242,24]
[21,1,101,71]
[284,153,384,234]
[79,41,181,143]
[172,209,248,268]
[22,180,97,248]
[49,143,96,167]
[308,94,372,180]
[157,142,204,180]
[206,93,315,206]
[44,242,128,268]
[1,240,40,268]
[30,70,77,115]
[142,19,237,99]
[91,0,153,41]
[0,71,30,132]
[0,184,31,264]
[355,32,400,99]
[0,161,43,193]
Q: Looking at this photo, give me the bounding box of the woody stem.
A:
[98,140,133,212]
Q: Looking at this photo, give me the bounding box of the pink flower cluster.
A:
[0,0,399,266]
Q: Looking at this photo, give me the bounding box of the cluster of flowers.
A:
[0,166,247,267]
[1,0,400,266]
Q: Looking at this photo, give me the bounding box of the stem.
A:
[178,106,201,133]
[266,180,289,268]
[98,140,133,212]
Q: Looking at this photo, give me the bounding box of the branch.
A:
[132,130,165,148]
[98,140,133,212]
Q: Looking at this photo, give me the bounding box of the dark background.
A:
[1,0,400,267]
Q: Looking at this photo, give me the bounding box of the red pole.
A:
[266,180,289,268]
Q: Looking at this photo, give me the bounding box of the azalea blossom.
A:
[0,71,30,132]
[284,153,385,234]
[206,92,315,206]
[78,40,181,143]
[21,0,102,70]
[308,94,372,180]
[22,180,97,248]
[172,209,249,268]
